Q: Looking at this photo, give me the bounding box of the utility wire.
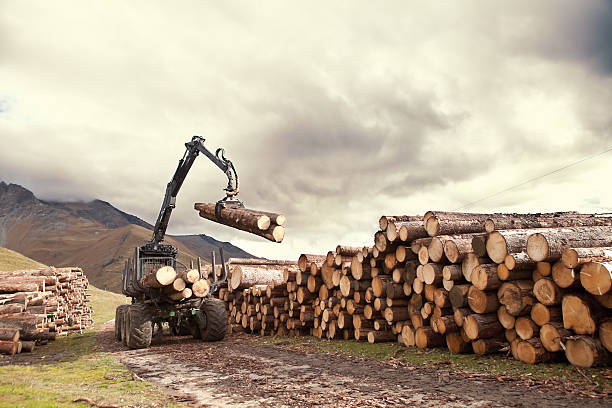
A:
[454,145,612,211]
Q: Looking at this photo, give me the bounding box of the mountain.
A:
[0,182,255,293]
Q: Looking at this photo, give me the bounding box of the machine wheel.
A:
[190,320,202,339]
[121,305,130,346]
[126,302,153,349]
[198,298,227,342]
[114,305,129,342]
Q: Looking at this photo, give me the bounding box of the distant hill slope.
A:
[0,247,46,271]
[0,182,255,293]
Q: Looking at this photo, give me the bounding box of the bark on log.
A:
[484,213,611,233]
[367,330,396,343]
[504,252,535,271]
[444,234,480,263]
[486,230,536,264]
[453,307,470,328]
[471,235,488,257]
[425,212,490,237]
[565,336,611,368]
[527,226,612,262]
[0,328,19,342]
[580,262,612,296]
[600,318,612,353]
[496,264,532,281]
[445,331,472,353]
[472,338,507,355]
[195,203,285,242]
[0,282,39,293]
[497,280,535,316]
[141,266,177,288]
[464,313,503,340]
[415,326,445,348]
[497,306,516,329]
[462,253,488,282]
[540,322,571,352]
[298,254,326,273]
[562,247,612,269]
[449,284,470,309]
[472,264,502,291]
[467,286,499,314]
[0,340,18,355]
[230,265,287,291]
[517,338,559,364]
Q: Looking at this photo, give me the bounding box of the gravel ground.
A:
[98,321,609,408]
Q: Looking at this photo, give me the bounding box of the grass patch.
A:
[0,251,186,408]
[0,247,46,272]
[252,335,612,393]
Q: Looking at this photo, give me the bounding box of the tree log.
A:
[515,317,539,340]
[562,247,612,269]
[504,252,535,271]
[230,265,287,291]
[496,264,532,281]
[580,262,612,296]
[0,340,18,355]
[533,278,564,306]
[599,318,612,353]
[530,303,562,326]
[0,328,19,342]
[472,264,502,291]
[464,313,503,340]
[467,286,499,314]
[425,212,490,237]
[486,230,535,264]
[562,294,604,335]
[298,254,326,273]
[497,280,535,316]
[472,338,507,355]
[462,253,488,282]
[422,263,443,285]
[484,213,611,233]
[446,331,472,353]
[192,279,210,297]
[444,234,479,263]
[527,226,612,262]
[565,336,611,368]
[540,322,571,352]
[367,330,396,343]
[415,326,445,348]
[449,284,470,309]
[401,324,416,347]
[517,338,559,364]
[497,306,516,329]
[141,266,177,288]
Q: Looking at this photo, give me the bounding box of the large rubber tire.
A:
[114,305,129,342]
[126,302,153,349]
[121,306,130,346]
[199,298,228,342]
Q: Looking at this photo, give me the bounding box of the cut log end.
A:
[526,233,548,262]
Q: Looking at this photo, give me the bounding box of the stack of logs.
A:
[217,212,611,368]
[140,264,214,301]
[0,267,92,355]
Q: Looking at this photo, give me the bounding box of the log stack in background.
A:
[0,266,92,355]
[215,211,611,369]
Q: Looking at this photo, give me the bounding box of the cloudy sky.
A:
[1,1,611,260]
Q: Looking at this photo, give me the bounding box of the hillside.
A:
[0,247,46,271]
[0,182,255,293]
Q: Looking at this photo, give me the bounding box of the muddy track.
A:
[98,322,608,408]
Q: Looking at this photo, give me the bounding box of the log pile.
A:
[0,266,92,354]
[140,263,219,301]
[216,211,612,368]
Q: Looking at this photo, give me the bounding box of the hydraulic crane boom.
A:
[151,136,240,244]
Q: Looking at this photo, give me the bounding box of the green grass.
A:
[253,335,612,393]
[0,248,188,407]
[0,247,46,272]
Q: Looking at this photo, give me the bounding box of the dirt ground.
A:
[96,322,611,408]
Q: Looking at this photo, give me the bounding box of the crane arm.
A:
[151,136,239,244]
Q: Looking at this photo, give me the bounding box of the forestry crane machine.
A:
[115,136,243,349]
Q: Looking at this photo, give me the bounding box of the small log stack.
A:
[0,266,93,354]
[214,211,611,369]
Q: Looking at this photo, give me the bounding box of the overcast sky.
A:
[1,1,611,260]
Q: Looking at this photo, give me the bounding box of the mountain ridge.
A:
[0,181,255,293]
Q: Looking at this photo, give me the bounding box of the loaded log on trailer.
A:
[214,211,612,369]
[116,136,285,349]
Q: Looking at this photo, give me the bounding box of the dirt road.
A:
[98,322,608,408]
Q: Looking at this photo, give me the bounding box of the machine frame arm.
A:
[151,136,238,244]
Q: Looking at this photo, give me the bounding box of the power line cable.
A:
[454,145,612,211]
